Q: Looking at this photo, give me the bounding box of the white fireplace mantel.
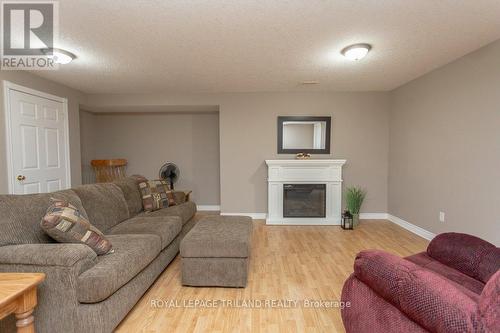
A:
[265,159,346,225]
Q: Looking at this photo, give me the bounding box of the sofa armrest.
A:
[0,243,97,333]
[174,190,192,203]
[354,250,482,333]
[427,233,500,283]
[0,243,97,270]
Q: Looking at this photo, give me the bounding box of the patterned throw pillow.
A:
[138,178,177,212]
[41,199,114,255]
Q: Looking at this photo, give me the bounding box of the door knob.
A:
[17,175,26,181]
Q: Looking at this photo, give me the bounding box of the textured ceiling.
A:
[32,0,500,94]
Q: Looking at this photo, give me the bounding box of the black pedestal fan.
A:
[159,162,180,190]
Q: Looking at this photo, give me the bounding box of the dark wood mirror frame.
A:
[277,116,331,154]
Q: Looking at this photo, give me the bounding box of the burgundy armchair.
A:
[341,233,500,333]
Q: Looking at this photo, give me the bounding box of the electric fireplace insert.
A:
[283,184,326,218]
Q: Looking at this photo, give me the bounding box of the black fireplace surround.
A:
[283,184,326,218]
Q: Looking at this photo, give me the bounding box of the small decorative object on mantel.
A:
[345,186,366,227]
[295,152,311,160]
[341,210,354,230]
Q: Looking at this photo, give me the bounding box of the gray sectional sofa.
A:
[0,176,198,333]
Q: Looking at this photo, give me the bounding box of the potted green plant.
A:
[345,186,366,227]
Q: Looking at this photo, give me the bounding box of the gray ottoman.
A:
[180,215,252,287]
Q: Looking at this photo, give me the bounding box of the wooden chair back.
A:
[91,159,127,183]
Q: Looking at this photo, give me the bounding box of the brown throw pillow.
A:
[138,179,177,212]
[41,199,114,255]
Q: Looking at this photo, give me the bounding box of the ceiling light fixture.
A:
[300,80,320,85]
[341,43,371,61]
[42,48,76,64]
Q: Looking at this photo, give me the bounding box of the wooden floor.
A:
[116,218,428,333]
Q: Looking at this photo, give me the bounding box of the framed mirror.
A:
[277,116,331,154]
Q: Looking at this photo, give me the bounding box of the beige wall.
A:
[80,111,220,205]
[79,110,98,184]
[389,39,500,245]
[85,91,390,214]
[219,92,389,214]
[0,71,86,193]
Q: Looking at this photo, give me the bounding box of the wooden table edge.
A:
[0,273,45,308]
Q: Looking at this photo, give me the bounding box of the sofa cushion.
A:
[180,215,252,258]
[138,179,176,212]
[73,183,130,232]
[0,189,87,246]
[406,252,484,297]
[427,232,500,283]
[77,234,161,303]
[137,201,197,225]
[107,216,181,250]
[41,199,114,255]
[113,176,144,216]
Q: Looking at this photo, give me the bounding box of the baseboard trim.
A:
[220,212,267,220]
[197,205,220,211]
[221,212,386,220]
[359,213,389,220]
[359,212,435,241]
[388,214,436,241]
[219,211,435,240]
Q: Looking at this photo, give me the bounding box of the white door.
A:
[6,86,70,194]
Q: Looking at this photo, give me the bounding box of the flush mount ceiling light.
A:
[300,80,320,85]
[42,48,76,64]
[341,43,372,61]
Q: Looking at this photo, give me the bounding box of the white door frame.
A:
[3,80,71,194]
